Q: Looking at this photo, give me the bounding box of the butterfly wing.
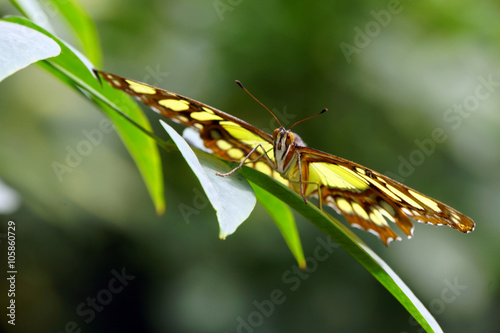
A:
[96,70,287,183]
[290,146,475,245]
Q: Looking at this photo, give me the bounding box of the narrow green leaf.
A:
[239,166,442,333]
[160,120,256,238]
[2,16,165,214]
[249,181,306,269]
[0,20,61,82]
[8,0,55,32]
[10,0,102,65]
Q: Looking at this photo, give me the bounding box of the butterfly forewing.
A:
[96,69,475,246]
[96,70,286,183]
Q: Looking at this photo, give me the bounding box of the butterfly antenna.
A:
[289,108,328,130]
[235,80,283,127]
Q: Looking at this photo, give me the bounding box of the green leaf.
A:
[8,0,56,32]
[238,166,442,333]
[2,16,165,214]
[160,120,256,238]
[249,181,306,269]
[0,20,61,82]
[10,0,102,65]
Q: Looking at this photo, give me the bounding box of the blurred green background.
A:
[1,0,499,332]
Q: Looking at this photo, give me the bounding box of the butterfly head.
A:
[273,127,294,149]
[272,107,324,152]
[273,127,306,149]
[272,127,306,174]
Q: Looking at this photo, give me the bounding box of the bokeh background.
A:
[1,0,499,332]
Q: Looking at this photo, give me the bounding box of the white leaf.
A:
[0,20,61,82]
[160,120,256,238]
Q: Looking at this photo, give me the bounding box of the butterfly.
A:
[95,70,475,245]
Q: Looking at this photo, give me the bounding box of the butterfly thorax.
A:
[272,127,306,176]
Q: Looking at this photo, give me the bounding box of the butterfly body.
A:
[96,70,475,245]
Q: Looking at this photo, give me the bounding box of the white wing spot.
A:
[402,207,412,215]
[351,223,362,230]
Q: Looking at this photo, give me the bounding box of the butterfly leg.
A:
[289,181,325,211]
[216,144,274,177]
[296,151,307,204]
[286,176,323,209]
[284,150,322,209]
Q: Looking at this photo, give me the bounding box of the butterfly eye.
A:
[272,129,279,140]
[286,132,295,146]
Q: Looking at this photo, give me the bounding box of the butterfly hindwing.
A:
[292,147,475,244]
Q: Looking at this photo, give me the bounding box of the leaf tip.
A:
[155,202,166,215]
